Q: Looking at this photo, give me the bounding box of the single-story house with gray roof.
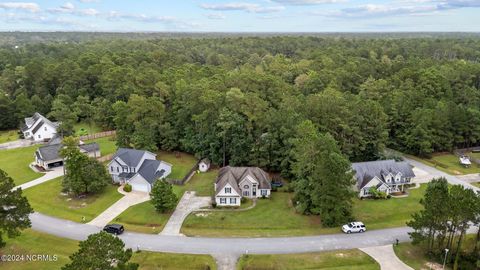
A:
[107,148,172,193]
[214,166,271,206]
[34,138,100,170]
[351,159,415,198]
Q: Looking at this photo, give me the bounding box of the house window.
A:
[220,198,226,204]
[243,185,249,189]
[116,167,119,173]
[261,190,267,196]
[110,166,113,172]
[243,191,250,196]
[225,187,231,194]
[230,198,237,204]
[38,135,41,138]
[44,126,47,131]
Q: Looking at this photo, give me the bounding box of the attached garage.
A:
[129,175,151,193]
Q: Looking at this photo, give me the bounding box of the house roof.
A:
[47,134,63,145]
[215,166,271,196]
[23,112,59,133]
[112,148,155,167]
[36,142,99,162]
[137,159,169,185]
[200,158,211,166]
[351,159,415,189]
[79,142,99,153]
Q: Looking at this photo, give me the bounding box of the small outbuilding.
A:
[459,155,472,167]
[198,158,211,173]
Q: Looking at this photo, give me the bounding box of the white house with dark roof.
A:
[351,159,415,198]
[34,136,100,170]
[22,112,59,142]
[108,148,172,193]
[214,166,271,206]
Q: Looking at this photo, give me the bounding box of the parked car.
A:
[342,221,366,234]
[271,181,283,188]
[103,224,124,235]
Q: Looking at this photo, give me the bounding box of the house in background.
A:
[108,148,172,193]
[351,159,415,198]
[35,137,100,170]
[198,158,211,172]
[22,112,59,142]
[214,166,271,206]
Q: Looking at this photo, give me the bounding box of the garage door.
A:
[131,183,150,193]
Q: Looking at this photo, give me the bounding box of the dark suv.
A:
[103,224,124,235]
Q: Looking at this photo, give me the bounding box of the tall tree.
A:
[150,180,177,213]
[0,169,33,248]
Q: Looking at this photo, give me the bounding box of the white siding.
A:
[129,175,151,193]
[215,196,241,206]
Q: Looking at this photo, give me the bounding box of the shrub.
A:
[212,201,217,208]
[240,197,247,204]
[271,186,278,192]
[123,183,132,192]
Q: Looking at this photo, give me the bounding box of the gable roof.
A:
[112,148,156,167]
[36,142,99,162]
[137,159,169,185]
[23,112,59,133]
[215,166,271,196]
[351,159,415,189]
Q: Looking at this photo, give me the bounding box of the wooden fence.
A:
[97,153,114,163]
[79,130,116,141]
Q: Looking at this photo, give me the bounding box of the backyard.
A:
[0,129,18,143]
[23,177,123,223]
[411,153,480,175]
[85,136,117,156]
[157,151,198,180]
[237,250,379,270]
[182,185,426,237]
[0,229,217,270]
[0,145,42,185]
[73,122,103,136]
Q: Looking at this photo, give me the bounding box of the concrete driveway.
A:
[160,191,211,236]
[360,245,413,270]
[87,186,150,227]
[14,166,64,191]
[0,139,39,150]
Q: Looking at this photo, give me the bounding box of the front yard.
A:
[0,229,217,270]
[0,145,42,185]
[23,177,123,223]
[111,201,171,234]
[410,153,480,175]
[237,249,379,270]
[182,185,426,237]
[0,129,18,143]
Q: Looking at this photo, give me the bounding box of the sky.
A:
[0,0,479,32]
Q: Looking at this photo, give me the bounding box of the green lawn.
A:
[174,169,217,197]
[73,122,102,136]
[1,230,216,270]
[182,186,426,237]
[158,151,198,180]
[111,201,171,234]
[0,129,19,143]
[410,153,480,175]
[85,136,117,156]
[237,250,379,270]
[23,177,123,223]
[0,145,42,185]
[472,182,480,188]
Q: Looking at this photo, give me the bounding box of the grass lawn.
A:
[131,251,217,270]
[73,122,102,136]
[472,182,480,188]
[174,169,217,197]
[237,250,379,270]
[0,145,42,185]
[158,151,198,180]
[409,153,480,175]
[85,136,117,156]
[23,177,123,223]
[0,129,19,143]
[182,185,426,237]
[111,201,171,234]
[1,230,216,270]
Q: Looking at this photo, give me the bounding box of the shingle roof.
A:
[79,142,99,153]
[215,166,271,196]
[351,160,415,189]
[23,112,59,134]
[37,144,63,161]
[137,159,168,184]
[112,148,154,167]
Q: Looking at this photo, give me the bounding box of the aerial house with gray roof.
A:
[22,112,59,142]
[351,159,415,198]
[214,166,271,206]
[107,148,172,193]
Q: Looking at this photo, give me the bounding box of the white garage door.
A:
[131,183,150,193]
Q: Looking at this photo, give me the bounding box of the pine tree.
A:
[150,180,177,213]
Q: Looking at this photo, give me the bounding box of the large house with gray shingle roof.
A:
[214,166,271,206]
[108,148,172,193]
[351,159,415,198]
[22,112,59,142]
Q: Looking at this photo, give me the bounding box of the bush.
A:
[211,201,217,208]
[240,197,247,204]
[271,186,278,192]
[123,183,132,192]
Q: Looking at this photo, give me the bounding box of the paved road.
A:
[403,157,480,193]
[360,245,413,270]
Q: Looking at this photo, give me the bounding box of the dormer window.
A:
[225,187,231,194]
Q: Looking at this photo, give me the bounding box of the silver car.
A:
[342,222,366,234]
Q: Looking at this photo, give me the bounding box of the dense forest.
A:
[1,34,480,174]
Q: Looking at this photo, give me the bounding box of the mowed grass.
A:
[182,186,426,237]
[237,250,379,270]
[73,122,102,136]
[0,129,19,143]
[174,169,217,197]
[85,136,117,156]
[0,145,42,185]
[131,251,217,270]
[158,151,198,180]
[112,201,171,234]
[1,230,217,270]
[23,177,123,223]
[410,153,480,175]
[472,182,480,188]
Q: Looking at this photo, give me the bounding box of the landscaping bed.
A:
[23,177,123,223]
[182,185,426,237]
[111,201,171,234]
[0,145,42,185]
[237,249,379,270]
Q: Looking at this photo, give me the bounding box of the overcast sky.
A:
[0,0,479,32]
